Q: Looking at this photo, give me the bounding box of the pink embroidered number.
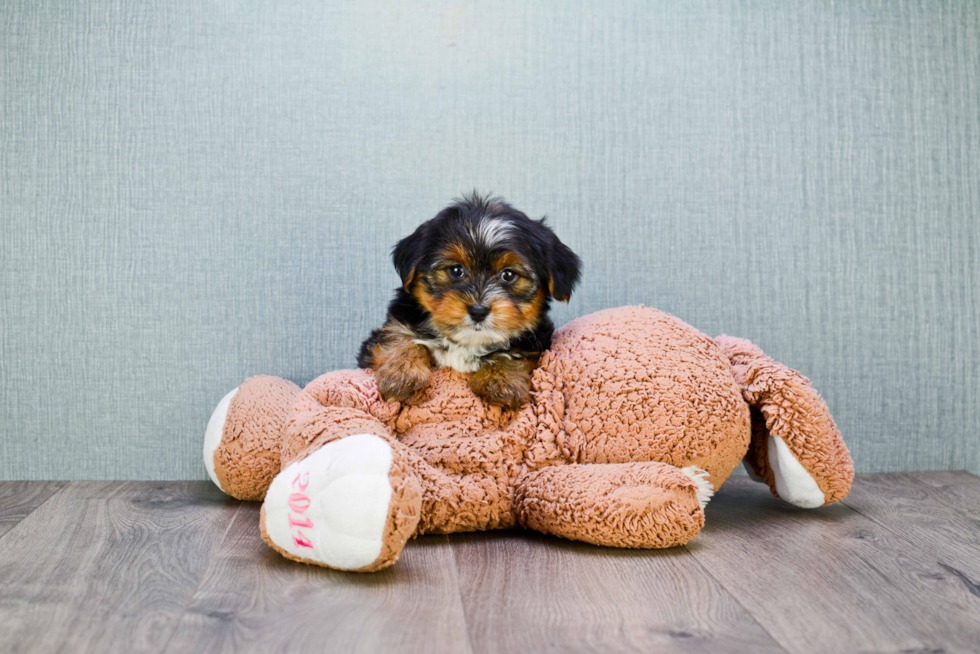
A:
[288,472,314,548]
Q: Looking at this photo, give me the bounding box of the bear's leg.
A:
[260,433,423,572]
[715,335,854,507]
[261,437,515,571]
[259,368,514,571]
[516,462,712,549]
[204,375,301,501]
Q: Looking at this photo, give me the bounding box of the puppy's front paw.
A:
[376,357,431,403]
[469,362,531,410]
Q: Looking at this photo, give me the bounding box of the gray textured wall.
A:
[2,0,978,480]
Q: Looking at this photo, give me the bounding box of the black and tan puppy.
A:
[358,194,581,409]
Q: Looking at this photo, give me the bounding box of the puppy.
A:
[358,194,581,409]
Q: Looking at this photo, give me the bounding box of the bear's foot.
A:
[203,387,239,492]
[767,435,825,508]
[260,434,422,572]
[203,376,301,501]
[679,466,715,509]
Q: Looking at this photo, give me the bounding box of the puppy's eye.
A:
[448,264,465,279]
[500,268,518,284]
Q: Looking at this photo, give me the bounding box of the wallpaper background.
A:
[2,0,978,479]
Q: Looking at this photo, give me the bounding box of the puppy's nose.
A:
[467,304,491,323]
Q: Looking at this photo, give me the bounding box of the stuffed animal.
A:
[203,306,853,572]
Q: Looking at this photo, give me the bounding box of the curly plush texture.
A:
[714,335,854,503]
[516,462,705,548]
[535,307,751,490]
[206,305,853,571]
[212,375,300,501]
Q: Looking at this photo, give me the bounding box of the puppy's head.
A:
[393,194,581,347]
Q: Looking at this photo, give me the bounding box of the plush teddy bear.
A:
[203,306,853,572]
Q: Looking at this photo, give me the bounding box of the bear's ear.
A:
[392,223,428,291]
[544,229,581,303]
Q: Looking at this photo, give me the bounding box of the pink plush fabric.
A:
[209,306,853,572]
[534,306,751,490]
[213,375,300,501]
[715,335,854,503]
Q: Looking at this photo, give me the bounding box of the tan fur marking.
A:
[493,251,526,271]
[413,285,438,315]
[531,287,545,309]
[443,242,473,269]
[415,286,472,334]
[548,278,569,302]
[509,274,537,295]
[487,299,525,333]
[488,288,545,334]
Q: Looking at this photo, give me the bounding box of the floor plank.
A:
[0,481,240,654]
[164,504,473,654]
[2,475,978,653]
[687,477,980,654]
[451,529,786,654]
[843,472,980,597]
[0,481,67,539]
[909,470,980,492]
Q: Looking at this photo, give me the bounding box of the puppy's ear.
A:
[525,218,581,302]
[392,224,428,291]
[545,233,581,302]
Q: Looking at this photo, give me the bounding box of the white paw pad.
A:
[263,434,394,570]
[203,387,239,492]
[680,466,715,509]
[768,435,825,508]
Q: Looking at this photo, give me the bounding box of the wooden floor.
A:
[1,473,979,653]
